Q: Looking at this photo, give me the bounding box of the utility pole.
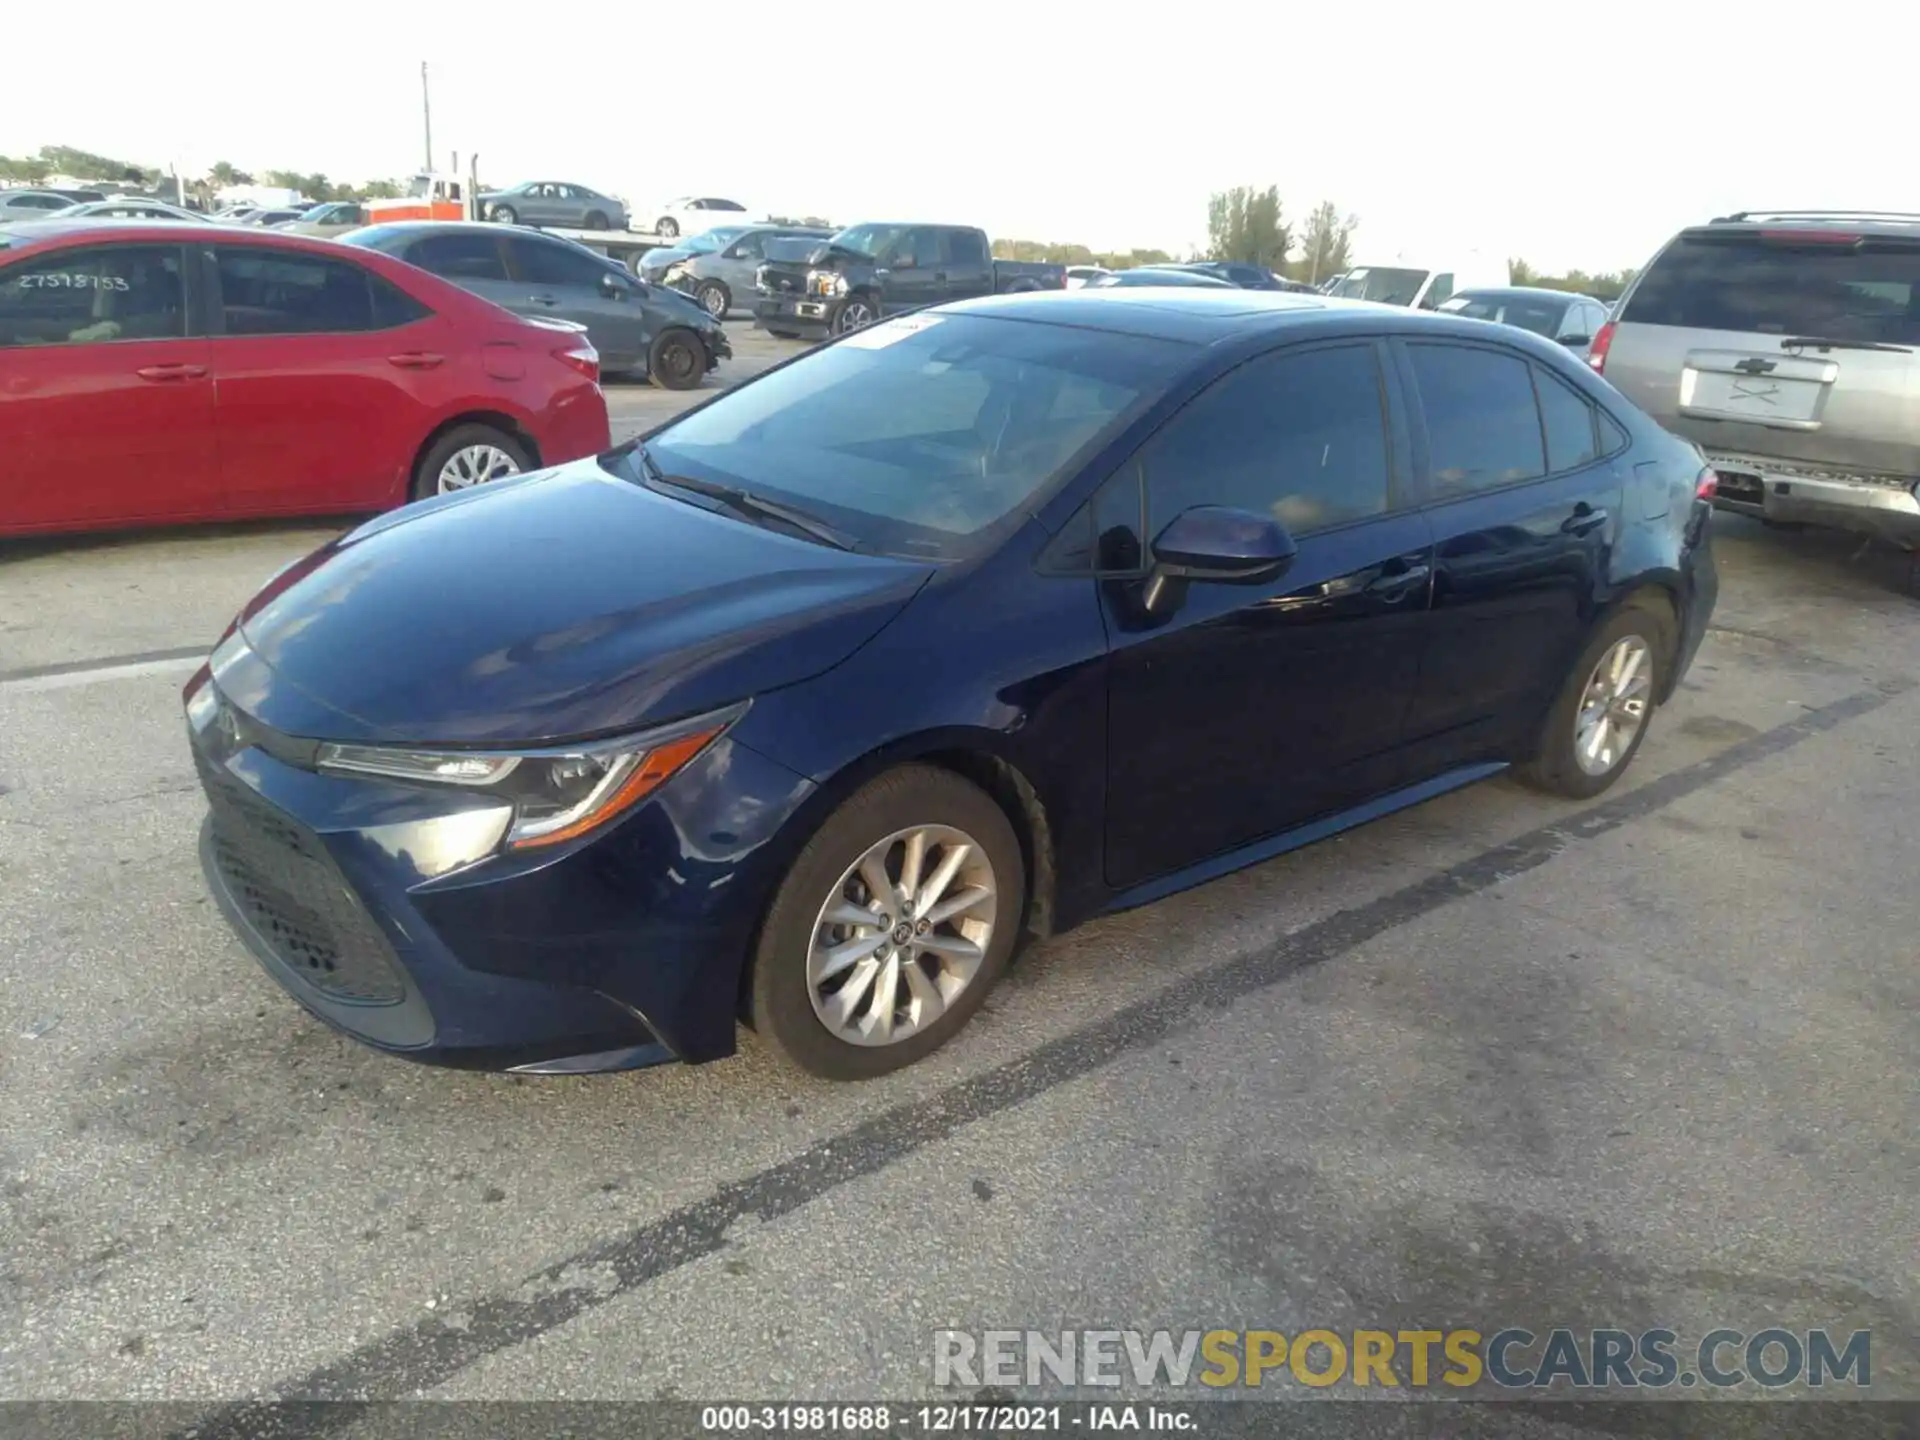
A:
[421,62,433,172]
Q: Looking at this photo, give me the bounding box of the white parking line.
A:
[0,650,204,695]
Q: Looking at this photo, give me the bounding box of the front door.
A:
[1394,339,1628,760]
[0,241,218,531]
[879,227,950,315]
[1100,341,1435,890]
[505,233,649,371]
[206,244,442,515]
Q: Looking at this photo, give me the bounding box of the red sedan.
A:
[0,219,612,538]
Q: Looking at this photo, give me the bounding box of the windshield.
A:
[683,227,749,255]
[407,175,433,199]
[1438,293,1567,337]
[1621,233,1920,344]
[1327,267,1430,304]
[825,223,908,260]
[640,313,1190,560]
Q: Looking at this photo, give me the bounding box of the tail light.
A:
[1695,466,1719,501]
[1586,319,1616,374]
[555,341,600,384]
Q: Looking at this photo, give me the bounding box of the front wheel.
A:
[648,327,706,390]
[411,424,530,502]
[491,205,517,225]
[584,211,609,231]
[655,216,679,239]
[1515,602,1669,799]
[696,279,731,319]
[750,766,1025,1080]
[831,295,877,336]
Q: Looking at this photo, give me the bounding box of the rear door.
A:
[1396,338,1627,761]
[504,233,647,370]
[0,240,217,532]
[945,228,995,300]
[879,227,950,313]
[205,243,442,515]
[1603,226,1920,481]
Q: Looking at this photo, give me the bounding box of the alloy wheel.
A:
[1573,635,1653,776]
[806,825,998,1047]
[437,444,521,494]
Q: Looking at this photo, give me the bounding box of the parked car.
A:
[754,222,1066,339]
[38,187,108,205]
[276,201,369,237]
[1064,265,1111,289]
[1164,260,1307,291]
[243,207,310,227]
[342,220,729,389]
[635,226,758,286]
[1596,209,1920,549]
[183,289,1718,1081]
[0,189,90,220]
[1086,267,1235,290]
[0,219,609,539]
[1326,261,1508,309]
[479,181,631,232]
[656,223,838,319]
[1437,286,1613,360]
[42,198,202,223]
[649,197,752,240]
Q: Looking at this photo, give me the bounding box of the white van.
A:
[1325,258,1508,309]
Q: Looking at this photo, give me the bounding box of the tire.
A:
[492,204,517,225]
[1514,601,1671,800]
[655,217,679,239]
[831,294,878,336]
[695,279,731,319]
[584,211,609,231]
[410,424,530,503]
[648,327,706,390]
[749,765,1026,1080]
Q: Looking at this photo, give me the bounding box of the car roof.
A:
[1699,210,1920,240]
[1449,286,1586,303]
[949,288,1553,347]
[0,218,366,255]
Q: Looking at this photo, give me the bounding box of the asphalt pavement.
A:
[1,325,1916,1419]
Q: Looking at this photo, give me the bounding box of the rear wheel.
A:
[750,765,1024,1080]
[410,424,530,502]
[695,279,731,319]
[491,204,518,225]
[648,327,706,390]
[1515,602,1669,799]
[655,216,679,239]
[584,210,609,231]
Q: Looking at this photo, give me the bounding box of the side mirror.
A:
[600,270,628,298]
[1142,505,1297,610]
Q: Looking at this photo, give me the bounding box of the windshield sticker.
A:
[837,313,943,350]
[18,273,131,291]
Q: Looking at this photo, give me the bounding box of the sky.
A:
[3,0,1912,276]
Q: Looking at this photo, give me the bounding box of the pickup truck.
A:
[753,222,1065,339]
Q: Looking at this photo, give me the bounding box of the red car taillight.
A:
[1696,466,1719,501]
[1586,319,1616,375]
[555,342,600,384]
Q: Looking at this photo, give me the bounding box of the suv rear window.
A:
[1622,231,1920,344]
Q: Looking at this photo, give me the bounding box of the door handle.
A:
[1561,502,1610,535]
[135,363,208,382]
[1366,561,1431,599]
[387,351,446,369]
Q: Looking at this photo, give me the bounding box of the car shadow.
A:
[0,516,359,564]
[1715,514,1918,599]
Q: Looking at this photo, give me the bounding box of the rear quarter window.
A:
[1623,232,1920,344]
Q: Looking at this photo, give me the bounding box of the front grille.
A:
[196,750,408,1004]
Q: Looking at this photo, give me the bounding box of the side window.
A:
[370,274,433,329]
[509,236,611,288]
[408,232,509,281]
[949,230,990,268]
[733,233,767,261]
[1141,344,1393,539]
[213,248,383,335]
[1407,343,1546,494]
[0,244,186,348]
[894,228,949,268]
[1598,410,1630,453]
[1534,367,1600,473]
[1420,273,1456,309]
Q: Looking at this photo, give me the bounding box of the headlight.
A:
[314,703,744,851]
[810,271,847,296]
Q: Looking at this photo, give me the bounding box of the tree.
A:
[0,154,52,184]
[1296,201,1359,285]
[1206,185,1289,270]
[359,179,403,200]
[37,145,152,183]
[1505,259,1639,302]
[208,160,254,187]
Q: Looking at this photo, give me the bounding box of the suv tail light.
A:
[555,341,600,384]
[1586,319,1616,374]
[1695,466,1719,501]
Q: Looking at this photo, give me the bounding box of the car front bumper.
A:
[187,672,812,1073]
[1705,450,1920,545]
[752,293,836,338]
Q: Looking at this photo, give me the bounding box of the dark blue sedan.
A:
[186,289,1719,1080]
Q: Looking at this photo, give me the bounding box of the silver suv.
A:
[1597,210,1920,546]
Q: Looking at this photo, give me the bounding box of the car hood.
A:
[227,460,934,746]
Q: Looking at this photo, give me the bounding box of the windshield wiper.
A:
[635,446,859,552]
[1780,335,1913,354]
